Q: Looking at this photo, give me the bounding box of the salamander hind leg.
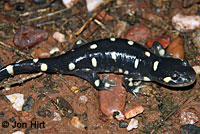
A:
[70,69,119,91]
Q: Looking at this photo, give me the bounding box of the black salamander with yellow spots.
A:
[0,38,196,95]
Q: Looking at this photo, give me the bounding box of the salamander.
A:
[0,38,196,95]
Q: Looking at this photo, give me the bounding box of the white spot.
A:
[145,51,150,57]
[91,57,97,67]
[128,40,134,45]
[143,76,150,81]
[159,49,165,56]
[119,68,123,73]
[105,82,110,88]
[94,79,100,87]
[6,65,14,75]
[110,38,116,41]
[134,59,139,69]
[127,118,138,131]
[33,59,39,63]
[90,44,97,49]
[153,61,159,71]
[124,70,129,74]
[68,62,75,70]
[111,52,117,61]
[128,78,133,81]
[128,81,134,87]
[40,63,48,71]
[163,77,171,83]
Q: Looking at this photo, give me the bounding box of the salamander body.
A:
[0,38,196,94]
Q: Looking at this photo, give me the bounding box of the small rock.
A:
[172,13,200,32]
[71,116,86,129]
[53,32,66,43]
[119,121,128,128]
[86,0,104,12]
[125,24,151,42]
[6,93,25,111]
[192,66,200,74]
[79,95,88,104]
[33,0,46,4]
[53,112,62,121]
[71,86,79,94]
[13,26,48,49]
[125,105,144,119]
[126,118,138,131]
[181,124,200,134]
[114,21,128,37]
[96,11,114,22]
[180,111,198,124]
[34,47,50,58]
[167,37,184,59]
[12,131,24,134]
[147,35,171,48]
[22,96,35,111]
[49,47,60,55]
[98,74,126,117]
[113,110,125,121]
[62,0,78,8]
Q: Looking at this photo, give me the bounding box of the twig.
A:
[0,41,32,59]
[0,73,43,88]
[75,0,114,35]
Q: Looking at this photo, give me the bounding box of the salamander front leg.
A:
[70,69,118,91]
[122,74,146,97]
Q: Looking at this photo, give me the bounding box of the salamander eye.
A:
[182,59,189,66]
[172,73,179,79]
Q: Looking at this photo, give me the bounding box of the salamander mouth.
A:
[161,75,196,87]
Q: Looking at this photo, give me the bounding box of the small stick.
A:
[0,73,43,88]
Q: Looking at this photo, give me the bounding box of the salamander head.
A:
[153,58,196,87]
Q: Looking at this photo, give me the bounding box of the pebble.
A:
[172,13,200,32]
[180,111,198,124]
[192,66,200,74]
[125,24,151,42]
[181,124,200,134]
[114,21,128,37]
[6,93,25,111]
[126,118,138,131]
[113,110,125,121]
[62,0,78,8]
[86,0,104,12]
[12,131,24,134]
[34,47,51,58]
[53,112,62,121]
[119,121,128,128]
[22,96,35,111]
[71,116,86,129]
[98,74,126,117]
[13,26,48,49]
[125,105,144,119]
[147,35,171,48]
[79,95,88,104]
[33,0,46,4]
[53,32,66,43]
[167,37,184,59]
[49,47,60,55]
[96,11,114,22]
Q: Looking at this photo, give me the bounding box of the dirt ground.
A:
[0,0,200,134]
